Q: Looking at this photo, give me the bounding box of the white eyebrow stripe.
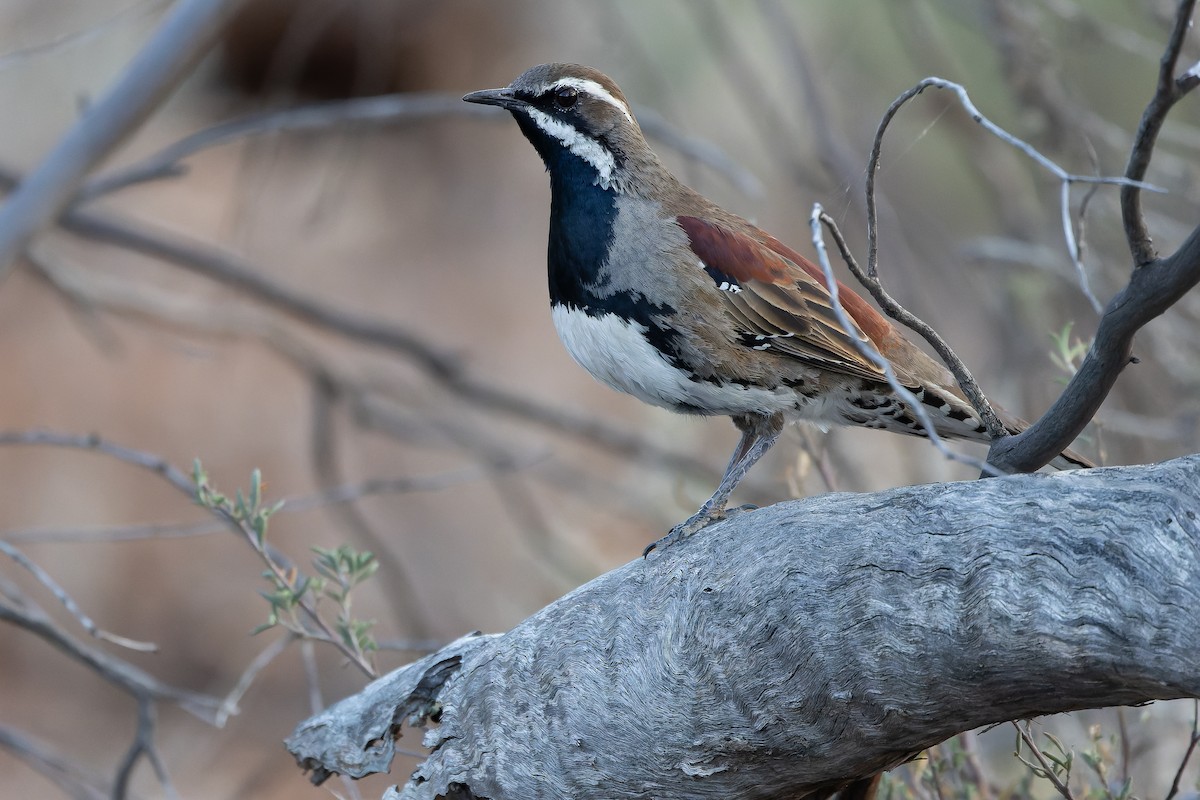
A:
[539,77,635,123]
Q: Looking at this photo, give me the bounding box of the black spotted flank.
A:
[919,387,980,425]
[849,395,893,411]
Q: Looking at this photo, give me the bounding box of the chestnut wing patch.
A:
[677,215,884,380]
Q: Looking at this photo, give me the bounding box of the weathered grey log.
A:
[288,456,1200,799]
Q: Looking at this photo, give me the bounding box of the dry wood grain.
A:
[289,455,1200,799]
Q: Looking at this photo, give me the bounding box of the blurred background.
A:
[0,0,1198,797]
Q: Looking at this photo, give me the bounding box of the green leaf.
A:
[250,468,262,511]
[251,620,276,636]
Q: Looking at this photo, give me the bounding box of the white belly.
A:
[550,305,803,417]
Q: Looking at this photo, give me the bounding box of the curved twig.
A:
[815,208,1008,442]
[810,205,1003,476]
[0,430,375,676]
[988,0,1200,473]
[1121,0,1199,265]
[0,540,157,651]
[866,76,1162,286]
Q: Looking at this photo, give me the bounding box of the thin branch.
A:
[0,429,375,676]
[1060,181,1102,315]
[1164,699,1200,800]
[0,0,248,279]
[866,76,1161,294]
[113,697,176,800]
[0,0,169,73]
[77,95,496,201]
[0,723,109,800]
[4,461,520,544]
[0,588,224,725]
[1122,0,1198,265]
[815,207,1008,442]
[810,205,1003,477]
[0,430,196,495]
[76,96,760,202]
[987,0,1200,473]
[0,178,720,485]
[1013,721,1077,800]
[1070,174,1105,315]
[215,633,296,728]
[5,520,227,544]
[0,540,156,651]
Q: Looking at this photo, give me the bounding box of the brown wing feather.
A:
[678,215,885,381]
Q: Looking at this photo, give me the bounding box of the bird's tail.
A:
[909,382,1095,470]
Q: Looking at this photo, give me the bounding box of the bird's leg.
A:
[644,413,785,556]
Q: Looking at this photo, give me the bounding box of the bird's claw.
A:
[643,504,758,557]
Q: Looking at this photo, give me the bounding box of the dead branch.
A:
[288,456,1200,799]
[989,0,1200,474]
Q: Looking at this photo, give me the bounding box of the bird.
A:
[463,63,1092,555]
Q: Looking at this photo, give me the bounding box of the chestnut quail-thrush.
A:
[464,63,1091,554]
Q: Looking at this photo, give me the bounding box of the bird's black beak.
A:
[462,87,523,111]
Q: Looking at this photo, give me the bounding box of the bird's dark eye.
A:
[553,85,579,110]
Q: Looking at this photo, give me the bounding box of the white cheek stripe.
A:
[521,107,616,189]
[551,77,634,123]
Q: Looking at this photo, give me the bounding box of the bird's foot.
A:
[643,503,756,558]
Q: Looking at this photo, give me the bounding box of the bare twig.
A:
[815,206,1008,442]
[1014,720,1077,800]
[215,633,296,728]
[113,697,177,800]
[0,430,197,495]
[0,723,110,800]
[1070,172,1105,315]
[0,0,169,73]
[1122,0,1199,265]
[309,375,431,636]
[0,540,156,651]
[78,95,495,201]
[866,76,1161,302]
[1164,700,1200,800]
[0,429,375,676]
[988,0,1200,473]
[3,453,524,544]
[75,95,759,202]
[0,587,224,724]
[810,205,1003,476]
[0,178,721,485]
[0,0,248,279]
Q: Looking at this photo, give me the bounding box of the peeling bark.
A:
[288,456,1200,799]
